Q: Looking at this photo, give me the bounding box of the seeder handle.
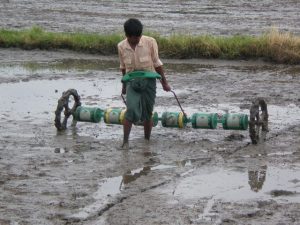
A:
[121,93,126,105]
[170,90,187,120]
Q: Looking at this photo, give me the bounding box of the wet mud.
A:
[0,48,300,224]
[1,1,300,224]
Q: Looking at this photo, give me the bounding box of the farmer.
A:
[118,18,171,149]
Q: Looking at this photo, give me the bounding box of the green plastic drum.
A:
[222,113,249,130]
[152,112,159,127]
[104,108,159,127]
[161,112,187,128]
[73,106,103,123]
[104,107,126,125]
[191,113,218,129]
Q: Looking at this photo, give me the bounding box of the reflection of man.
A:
[122,166,151,185]
[118,18,171,149]
[248,165,267,192]
[247,151,268,192]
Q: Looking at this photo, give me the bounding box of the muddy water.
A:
[1,0,300,35]
[0,49,300,224]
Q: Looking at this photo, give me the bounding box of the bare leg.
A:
[122,119,132,148]
[143,119,153,140]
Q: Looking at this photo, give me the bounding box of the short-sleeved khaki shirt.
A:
[118,35,163,73]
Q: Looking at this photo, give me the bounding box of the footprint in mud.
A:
[0,219,10,225]
[270,190,297,197]
[224,133,245,141]
[54,147,68,153]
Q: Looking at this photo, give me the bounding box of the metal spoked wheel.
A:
[54,89,81,131]
[249,98,269,144]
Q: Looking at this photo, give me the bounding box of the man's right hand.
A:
[162,82,171,92]
[160,80,171,92]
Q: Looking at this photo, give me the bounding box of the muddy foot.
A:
[118,142,130,150]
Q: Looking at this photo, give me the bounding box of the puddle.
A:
[0,63,186,123]
[0,64,42,79]
[0,77,122,122]
[151,163,300,222]
[0,60,118,78]
[70,163,178,220]
[70,176,123,220]
[267,151,295,157]
[172,166,300,203]
[70,159,300,221]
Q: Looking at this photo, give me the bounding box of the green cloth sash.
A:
[125,78,156,123]
[122,71,161,83]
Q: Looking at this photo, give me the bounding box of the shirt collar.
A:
[125,35,144,50]
[137,36,144,47]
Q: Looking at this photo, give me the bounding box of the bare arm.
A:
[155,66,171,92]
[121,68,126,94]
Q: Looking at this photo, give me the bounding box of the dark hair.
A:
[124,18,143,37]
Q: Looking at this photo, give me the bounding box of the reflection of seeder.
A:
[54,89,268,144]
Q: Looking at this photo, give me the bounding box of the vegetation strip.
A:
[0,27,299,64]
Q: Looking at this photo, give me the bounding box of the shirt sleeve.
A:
[151,39,163,68]
[118,45,126,70]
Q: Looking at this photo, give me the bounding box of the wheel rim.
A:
[249,98,269,144]
[54,89,81,130]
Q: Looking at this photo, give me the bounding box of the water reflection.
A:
[122,166,151,185]
[248,165,267,192]
[247,150,268,193]
[119,144,158,188]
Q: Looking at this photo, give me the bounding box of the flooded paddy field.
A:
[0,48,300,224]
[1,0,300,36]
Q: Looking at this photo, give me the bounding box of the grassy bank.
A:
[0,27,299,64]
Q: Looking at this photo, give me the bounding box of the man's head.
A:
[124,18,143,46]
[124,18,143,37]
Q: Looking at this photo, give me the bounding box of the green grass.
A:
[0,26,123,54]
[0,26,299,64]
